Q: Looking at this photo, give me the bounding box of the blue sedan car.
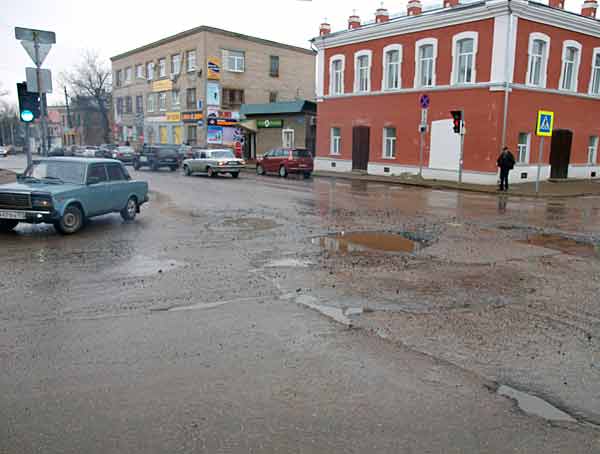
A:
[0,157,149,234]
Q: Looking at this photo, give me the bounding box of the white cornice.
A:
[312,0,600,50]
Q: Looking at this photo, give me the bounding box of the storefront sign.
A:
[181,111,204,123]
[207,57,221,80]
[166,112,181,122]
[207,82,220,106]
[207,126,223,144]
[257,119,283,129]
[152,79,173,92]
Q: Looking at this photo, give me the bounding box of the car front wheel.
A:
[207,167,217,178]
[231,172,240,179]
[183,165,192,176]
[0,220,18,232]
[121,197,138,221]
[256,164,265,175]
[54,205,84,235]
[279,166,288,178]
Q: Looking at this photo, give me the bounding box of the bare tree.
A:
[62,51,112,143]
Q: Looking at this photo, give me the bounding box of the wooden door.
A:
[352,127,370,171]
[550,130,573,179]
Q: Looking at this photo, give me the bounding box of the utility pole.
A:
[64,86,73,129]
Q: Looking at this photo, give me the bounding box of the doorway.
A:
[549,129,573,179]
[352,126,370,171]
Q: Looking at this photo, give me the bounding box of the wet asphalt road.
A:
[1,155,599,453]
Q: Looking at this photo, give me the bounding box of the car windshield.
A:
[24,161,87,185]
[211,151,235,159]
[292,149,311,158]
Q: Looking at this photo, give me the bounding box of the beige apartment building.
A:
[110,26,316,149]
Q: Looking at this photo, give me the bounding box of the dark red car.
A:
[256,148,313,178]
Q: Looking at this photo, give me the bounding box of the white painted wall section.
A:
[429,119,461,175]
[315,158,353,172]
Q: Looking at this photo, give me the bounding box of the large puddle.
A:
[519,234,599,259]
[314,232,423,254]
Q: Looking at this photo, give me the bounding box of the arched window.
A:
[559,40,582,92]
[526,33,550,87]
[414,38,437,88]
[382,44,402,90]
[452,32,478,84]
[329,55,345,96]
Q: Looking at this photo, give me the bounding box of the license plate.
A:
[228,161,239,165]
[0,210,26,220]
[140,156,148,162]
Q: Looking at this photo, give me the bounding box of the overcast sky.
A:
[0,0,586,105]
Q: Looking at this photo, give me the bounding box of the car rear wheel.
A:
[133,161,141,170]
[256,164,265,176]
[303,172,312,179]
[183,165,192,176]
[207,167,217,178]
[0,220,18,232]
[151,161,159,172]
[169,165,177,172]
[54,205,84,235]
[279,165,288,178]
[121,197,138,221]
[231,172,240,179]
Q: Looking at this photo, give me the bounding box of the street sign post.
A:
[535,110,554,194]
[15,26,55,157]
[25,68,52,93]
[419,95,430,178]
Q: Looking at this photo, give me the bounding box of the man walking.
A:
[497,147,516,192]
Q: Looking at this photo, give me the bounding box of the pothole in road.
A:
[111,255,183,277]
[518,234,600,259]
[314,231,429,254]
[497,385,577,423]
[216,217,278,232]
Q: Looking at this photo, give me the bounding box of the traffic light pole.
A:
[34,38,48,156]
[25,123,32,168]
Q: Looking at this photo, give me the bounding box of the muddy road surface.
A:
[1,155,599,453]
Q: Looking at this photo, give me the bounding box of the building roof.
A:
[240,100,316,116]
[111,26,315,62]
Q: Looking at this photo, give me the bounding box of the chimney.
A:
[348,14,361,29]
[548,0,564,8]
[582,0,598,17]
[444,0,460,7]
[319,22,331,36]
[375,7,390,23]
[407,0,423,16]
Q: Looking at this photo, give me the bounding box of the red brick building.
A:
[312,0,600,184]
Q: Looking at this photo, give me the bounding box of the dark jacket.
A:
[497,151,516,170]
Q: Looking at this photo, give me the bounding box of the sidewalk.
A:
[310,170,600,198]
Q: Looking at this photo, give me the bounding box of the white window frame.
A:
[588,47,600,96]
[559,40,582,92]
[517,132,531,164]
[588,136,598,164]
[329,54,345,96]
[382,127,397,159]
[158,92,167,112]
[526,33,551,88]
[186,50,196,72]
[125,67,132,83]
[451,31,478,85]
[146,62,154,80]
[171,90,180,109]
[225,50,245,73]
[282,129,295,148]
[147,94,155,112]
[414,38,438,88]
[382,44,403,91]
[135,64,143,79]
[171,54,181,75]
[354,50,372,93]
[331,127,341,155]
[158,58,166,78]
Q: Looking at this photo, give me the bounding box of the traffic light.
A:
[17,82,40,123]
[450,110,463,134]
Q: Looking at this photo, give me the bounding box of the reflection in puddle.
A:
[497,385,576,422]
[315,232,422,254]
[519,234,599,259]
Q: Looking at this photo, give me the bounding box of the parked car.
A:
[109,146,135,164]
[48,147,65,157]
[182,149,244,178]
[178,144,192,160]
[0,146,8,157]
[133,144,180,171]
[100,143,118,158]
[73,146,97,158]
[256,148,313,178]
[0,157,148,235]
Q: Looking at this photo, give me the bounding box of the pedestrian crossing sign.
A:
[536,110,554,137]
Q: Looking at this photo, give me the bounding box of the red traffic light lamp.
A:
[450,110,463,134]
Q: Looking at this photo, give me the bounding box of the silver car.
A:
[0,146,8,158]
[182,149,244,178]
